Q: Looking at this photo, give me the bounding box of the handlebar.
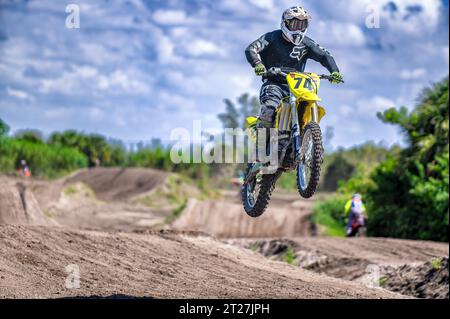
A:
[263,67,344,83]
[263,67,289,77]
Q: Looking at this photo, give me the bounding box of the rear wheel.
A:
[297,122,323,198]
[242,163,280,218]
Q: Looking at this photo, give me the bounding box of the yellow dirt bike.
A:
[242,67,343,217]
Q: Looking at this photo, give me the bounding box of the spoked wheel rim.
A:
[242,163,279,217]
[246,170,262,208]
[298,130,314,191]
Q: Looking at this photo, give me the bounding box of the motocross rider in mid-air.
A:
[245,6,343,146]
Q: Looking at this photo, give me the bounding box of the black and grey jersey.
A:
[245,29,339,83]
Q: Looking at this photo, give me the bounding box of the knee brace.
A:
[258,101,278,126]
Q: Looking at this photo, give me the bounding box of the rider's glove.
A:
[330,71,343,84]
[254,63,267,76]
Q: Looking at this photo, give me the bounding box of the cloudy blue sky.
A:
[0,0,448,148]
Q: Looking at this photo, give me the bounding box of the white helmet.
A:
[281,6,311,45]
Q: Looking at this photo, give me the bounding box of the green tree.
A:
[48,130,121,167]
[14,129,44,144]
[218,93,260,129]
[237,93,260,128]
[368,77,449,241]
[218,99,239,129]
[322,154,355,191]
[378,78,449,164]
[0,118,10,136]
[0,138,87,178]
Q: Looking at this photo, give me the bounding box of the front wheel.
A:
[242,164,279,218]
[296,122,323,198]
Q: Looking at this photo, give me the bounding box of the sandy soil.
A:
[0,168,176,232]
[63,167,167,202]
[230,237,449,298]
[171,191,315,238]
[0,225,403,299]
[0,169,447,299]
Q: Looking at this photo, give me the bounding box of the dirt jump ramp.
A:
[63,167,167,202]
[0,182,53,226]
[171,196,314,238]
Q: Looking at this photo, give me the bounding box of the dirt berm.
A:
[171,193,315,238]
[232,237,449,298]
[0,225,405,299]
[3,168,196,232]
[62,167,168,202]
[0,178,53,226]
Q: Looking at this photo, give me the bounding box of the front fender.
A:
[302,103,327,128]
[297,91,321,102]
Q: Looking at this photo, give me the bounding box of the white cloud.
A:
[349,121,363,134]
[40,66,98,94]
[399,68,426,80]
[80,42,120,65]
[151,27,181,64]
[248,0,274,10]
[152,9,190,25]
[0,0,446,149]
[315,21,366,47]
[6,87,32,100]
[318,0,442,32]
[338,105,353,116]
[97,70,150,93]
[40,66,150,95]
[185,39,223,57]
[357,96,396,114]
[88,107,105,121]
[170,27,189,38]
[42,107,75,120]
[388,0,442,31]
[229,73,254,97]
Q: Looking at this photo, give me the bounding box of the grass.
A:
[378,276,387,287]
[43,208,56,218]
[282,246,297,265]
[134,173,218,226]
[63,183,96,199]
[165,200,187,224]
[431,258,442,270]
[277,171,297,190]
[250,243,260,252]
[64,185,77,195]
[311,195,348,237]
[134,174,193,208]
[312,209,347,237]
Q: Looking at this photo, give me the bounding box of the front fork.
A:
[290,93,302,160]
[290,92,319,159]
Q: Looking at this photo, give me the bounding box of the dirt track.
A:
[0,168,448,299]
[63,167,167,202]
[0,225,403,299]
[172,191,315,238]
